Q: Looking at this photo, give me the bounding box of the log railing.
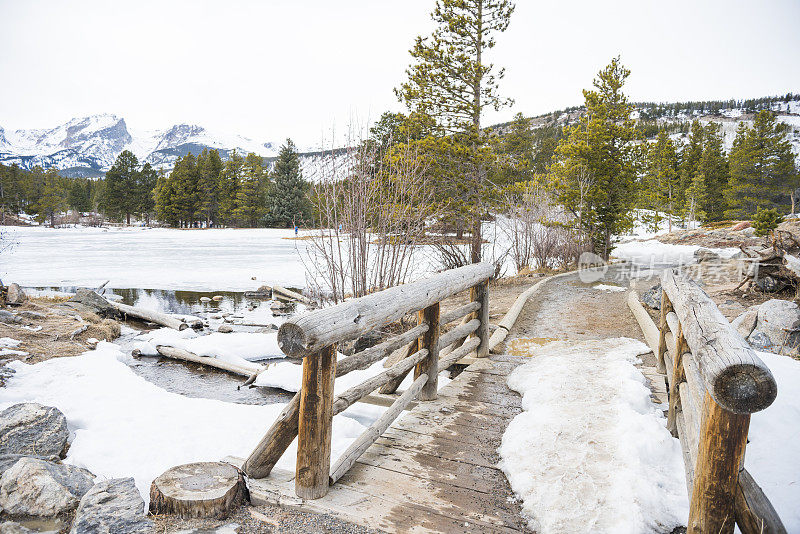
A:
[243,262,495,499]
[656,270,784,534]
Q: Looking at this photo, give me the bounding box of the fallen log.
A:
[272,285,312,305]
[156,345,264,377]
[109,300,188,331]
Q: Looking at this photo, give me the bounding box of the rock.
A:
[70,478,153,534]
[640,284,662,310]
[731,306,759,339]
[5,284,27,306]
[732,221,752,231]
[17,311,44,320]
[0,311,22,324]
[0,403,69,458]
[269,301,286,310]
[693,248,721,263]
[747,331,773,351]
[199,297,211,303]
[217,324,233,333]
[212,295,224,302]
[0,454,60,477]
[0,366,15,388]
[749,299,800,353]
[755,275,786,293]
[0,458,94,516]
[0,522,35,534]
[66,289,117,318]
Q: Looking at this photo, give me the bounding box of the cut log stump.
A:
[149,462,247,518]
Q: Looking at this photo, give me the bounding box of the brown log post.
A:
[657,290,672,373]
[296,344,337,500]
[688,392,751,534]
[471,280,490,358]
[667,324,688,437]
[414,303,440,401]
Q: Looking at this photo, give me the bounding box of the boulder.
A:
[0,311,22,324]
[0,455,60,477]
[640,284,662,310]
[70,478,153,534]
[693,248,721,263]
[748,299,800,353]
[732,221,752,231]
[66,289,118,318]
[755,275,786,293]
[212,295,224,302]
[217,324,233,334]
[199,297,211,303]
[731,306,759,339]
[5,284,27,306]
[0,458,94,516]
[17,311,44,320]
[0,403,69,458]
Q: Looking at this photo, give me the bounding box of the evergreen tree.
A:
[685,172,708,225]
[233,153,268,227]
[678,120,704,210]
[219,151,244,226]
[36,169,66,227]
[397,0,515,262]
[698,123,729,221]
[642,130,679,232]
[724,111,797,218]
[137,163,158,225]
[103,150,140,224]
[196,149,224,227]
[550,57,640,258]
[268,139,310,227]
[492,113,534,186]
[154,168,180,227]
[170,154,200,227]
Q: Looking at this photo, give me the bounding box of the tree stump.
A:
[149,462,247,518]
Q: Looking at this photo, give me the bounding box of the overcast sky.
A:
[1,0,798,148]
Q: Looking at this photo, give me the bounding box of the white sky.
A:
[1,0,799,148]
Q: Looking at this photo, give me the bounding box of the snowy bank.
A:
[0,342,375,503]
[499,338,688,534]
[611,239,739,267]
[132,328,283,363]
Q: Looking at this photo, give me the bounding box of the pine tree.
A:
[396,0,515,262]
[170,154,200,227]
[137,163,157,225]
[154,168,180,227]
[698,123,729,221]
[268,139,310,227]
[678,120,704,211]
[724,111,797,218]
[103,150,140,224]
[233,153,268,227]
[685,172,708,226]
[550,57,640,258]
[642,130,679,232]
[492,113,534,186]
[219,151,244,226]
[36,169,66,227]
[195,149,224,227]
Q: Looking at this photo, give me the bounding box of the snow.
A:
[132,328,283,363]
[0,342,376,504]
[612,239,739,267]
[745,351,800,531]
[593,284,626,292]
[499,338,688,534]
[0,337,22,348]
[0,349,28,357]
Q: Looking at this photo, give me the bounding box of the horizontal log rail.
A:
[636,271,784,534]
[245,263,494,499]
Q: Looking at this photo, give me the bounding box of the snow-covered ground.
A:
[499,338,688,533]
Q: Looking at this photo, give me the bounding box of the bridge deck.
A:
[245,353,533,533]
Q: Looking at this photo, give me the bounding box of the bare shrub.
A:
[303,132,436,303]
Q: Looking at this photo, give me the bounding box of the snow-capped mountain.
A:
[0,114,280,177]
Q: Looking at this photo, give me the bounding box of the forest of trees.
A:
[0,140,311,229]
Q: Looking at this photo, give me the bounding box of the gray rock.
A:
[0,366,15,388]
[750,299,800,353]
[0,522,35,534]
[0,403,69,458]
[217,324,233,333]
[199,296,211,302]
[70,478,153,534]
[694,248,721,263]
[731,306,759,339]
[755,275,786,293]
[6,284,27,306]
[66,289,117,318]
[0,457,95,516]
[0,311,22,324]
[747,330,773,351]
[17,311,45,320]
[0,454,60,477]
[640,284,662,310]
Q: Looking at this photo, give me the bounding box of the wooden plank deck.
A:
[244,353,534,533]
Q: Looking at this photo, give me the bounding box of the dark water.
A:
[29,285,305,406]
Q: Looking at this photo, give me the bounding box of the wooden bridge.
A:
[223,263,784,534]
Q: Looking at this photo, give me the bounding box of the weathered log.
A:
[688,391,750,534]
[296,345,337,499]
[149,462,246,518]
[278,263,494,356]
[440,301,480,326]
[657,290,672,373]
[332,349,429,413]
[439,337,481,370]
[329,373,428,484]
[626,291,661,354]
[109,300,187,331]
[661,270,777,414]
[378,341,418,394]
[734,467,788,534]
[156,346,263,377]
[273,284,312,305]
[471,281,489,358]
[243,393,301,479]
[438,319,480,350]
[414,304,440,401]
[338,323,428,377]
[667,324,689,436]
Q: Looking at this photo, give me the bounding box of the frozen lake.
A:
[0,226,312,292]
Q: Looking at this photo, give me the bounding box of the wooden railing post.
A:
[296,344,337,499]
[414,303,440,401]
[657,289,672,373]
[471,280,490,358]
[688,392,750,534]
